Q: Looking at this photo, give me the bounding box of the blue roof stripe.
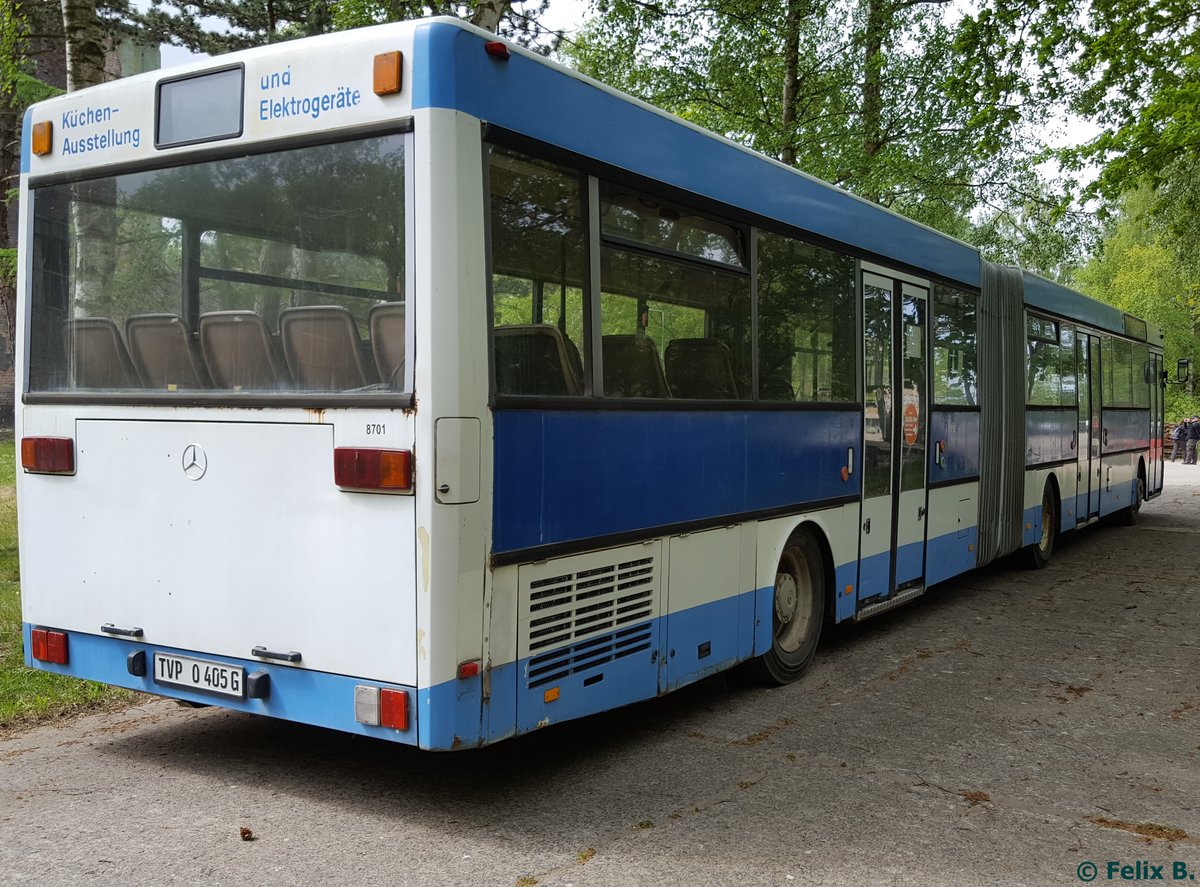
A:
[1022,271,1126,336]
[412,20,981,288]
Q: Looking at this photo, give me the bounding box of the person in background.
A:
[1171,420,1188,461]
[1187,417,1200,465]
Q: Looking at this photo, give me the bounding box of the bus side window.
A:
[488,148,588,398]
[756,229,856,403]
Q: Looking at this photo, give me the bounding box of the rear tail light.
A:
[334,447,413,493]
[380,688,409,730]
[31,628,69,664]
[21,437,74,474]
[353,684,410,730]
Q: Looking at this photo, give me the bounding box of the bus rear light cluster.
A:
[353,685,410,730]
[31,628,69,664]
[334,447,413,493]
[21,437,75,475]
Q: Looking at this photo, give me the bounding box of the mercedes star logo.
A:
[181,443,208,481]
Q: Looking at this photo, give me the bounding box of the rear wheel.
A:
[1024,484,1057,570]
[743,530,826,685]
[1118,474,1145,526]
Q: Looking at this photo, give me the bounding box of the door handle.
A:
[917,506,926,520]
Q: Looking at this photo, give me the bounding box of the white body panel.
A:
[412,109,492,693]
[925,482,978,542]
[19,410,418,682]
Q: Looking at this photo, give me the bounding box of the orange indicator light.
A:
[31,121,53,156]
[373,51,403,96]
[543,687,560,703]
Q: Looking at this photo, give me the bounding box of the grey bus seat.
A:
[759,373,795,400]
[280,305,378,391]
[602,334,670,398]
[125,314,212,390]
[65,318,140,389]
[200,311,291,391]
[368,302,406,388]
[664,338,740,399]
[561,333,584,391]
[493,324,581,396]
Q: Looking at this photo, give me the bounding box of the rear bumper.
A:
[22,623,420,746]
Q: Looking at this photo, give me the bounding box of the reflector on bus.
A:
[21,437,75,475]
[31,628,69,664]
[373,51,403,96]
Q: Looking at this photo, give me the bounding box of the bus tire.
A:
[743,529,826,686]
[1118,473,1144,527]
[1024,483,1057,570]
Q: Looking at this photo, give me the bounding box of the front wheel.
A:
[1024,484,1057,570]
[742,530,826,685]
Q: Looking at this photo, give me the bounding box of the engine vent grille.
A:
[525,556,655,653]
[527,622,653,688]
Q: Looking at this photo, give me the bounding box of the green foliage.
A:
[1075,187,1200,421]
[330,0,557,51]
[0,1,24,98]
[951,0,1200,202]
[129,0,337,54]
[563,0,1046,239]
[969,168,1098,284]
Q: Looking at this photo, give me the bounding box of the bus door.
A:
[1077,333,1103,521]
[859,271,929,602]
[1150,352,1164,494]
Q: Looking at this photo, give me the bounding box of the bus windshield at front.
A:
[28,132,408,398]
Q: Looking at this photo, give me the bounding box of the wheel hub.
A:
[775,572,798,624]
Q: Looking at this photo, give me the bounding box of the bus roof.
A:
[1023,271,1161,343]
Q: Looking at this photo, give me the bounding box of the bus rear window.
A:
[28,133,408,397]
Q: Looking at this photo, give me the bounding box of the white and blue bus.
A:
[16,17,1164,749]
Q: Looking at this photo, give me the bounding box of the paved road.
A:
[3,464,1199,887]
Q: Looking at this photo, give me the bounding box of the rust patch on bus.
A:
[306,408,326,423]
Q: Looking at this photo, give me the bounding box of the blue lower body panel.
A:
[22,623,422,745]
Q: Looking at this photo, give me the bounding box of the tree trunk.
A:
[780,0,802,166]
[62,0,116,316]
[470,0,511,33]
[60,0,107,90]
[860,0,887,203]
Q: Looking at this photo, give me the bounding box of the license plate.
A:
[153,653,245,699]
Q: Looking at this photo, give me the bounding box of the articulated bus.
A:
[16,18,1164,750]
